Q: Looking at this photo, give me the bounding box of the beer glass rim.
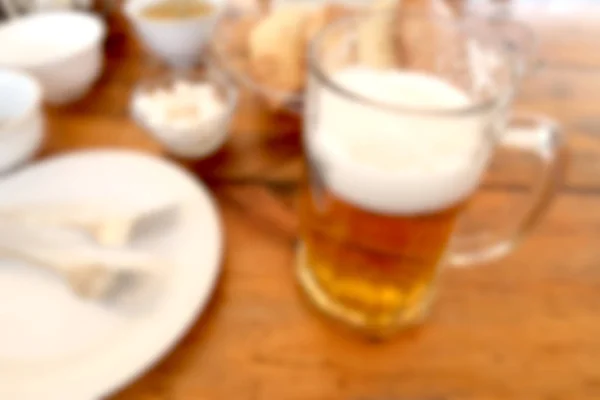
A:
[307,10,535,117]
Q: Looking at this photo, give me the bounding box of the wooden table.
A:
[41,2,600,399]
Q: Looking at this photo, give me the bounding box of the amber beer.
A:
[297,10,563,336]
[297,68,488,334]
[298,181,469,332]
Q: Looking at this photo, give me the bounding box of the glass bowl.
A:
[209,6,305,114]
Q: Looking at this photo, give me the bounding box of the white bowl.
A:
[0,68,45,173]
[130,66,238,159]
[124,0,224,68]
[0,11,106,105]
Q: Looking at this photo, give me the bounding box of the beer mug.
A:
[297,11,565,335]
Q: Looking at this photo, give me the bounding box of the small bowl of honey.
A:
[125,0,224,68]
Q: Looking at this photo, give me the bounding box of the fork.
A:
[0,202,180,247]
[0,243,164,300]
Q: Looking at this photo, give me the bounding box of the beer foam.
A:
[309,67,492,215]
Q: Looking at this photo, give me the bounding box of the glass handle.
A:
[449,113,567,267]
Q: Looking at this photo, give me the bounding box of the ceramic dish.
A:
[0,11,106,105]
[125,0,225,67]
[0,150,223,399]
[131,65,238,159]
[0,68,44,173]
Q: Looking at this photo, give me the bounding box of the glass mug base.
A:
[295,243,436,337]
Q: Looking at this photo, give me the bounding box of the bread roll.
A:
[356,0,400,69]
[304,3,351,47]
[248,5,313,92]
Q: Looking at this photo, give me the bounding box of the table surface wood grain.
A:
[38,2,600,399]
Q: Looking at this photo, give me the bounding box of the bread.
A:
[227,15,260,57]
[304,3,351,46]
[356,0,400,69]
[248,5,313,93]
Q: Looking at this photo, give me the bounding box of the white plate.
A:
[0,150,223,400]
